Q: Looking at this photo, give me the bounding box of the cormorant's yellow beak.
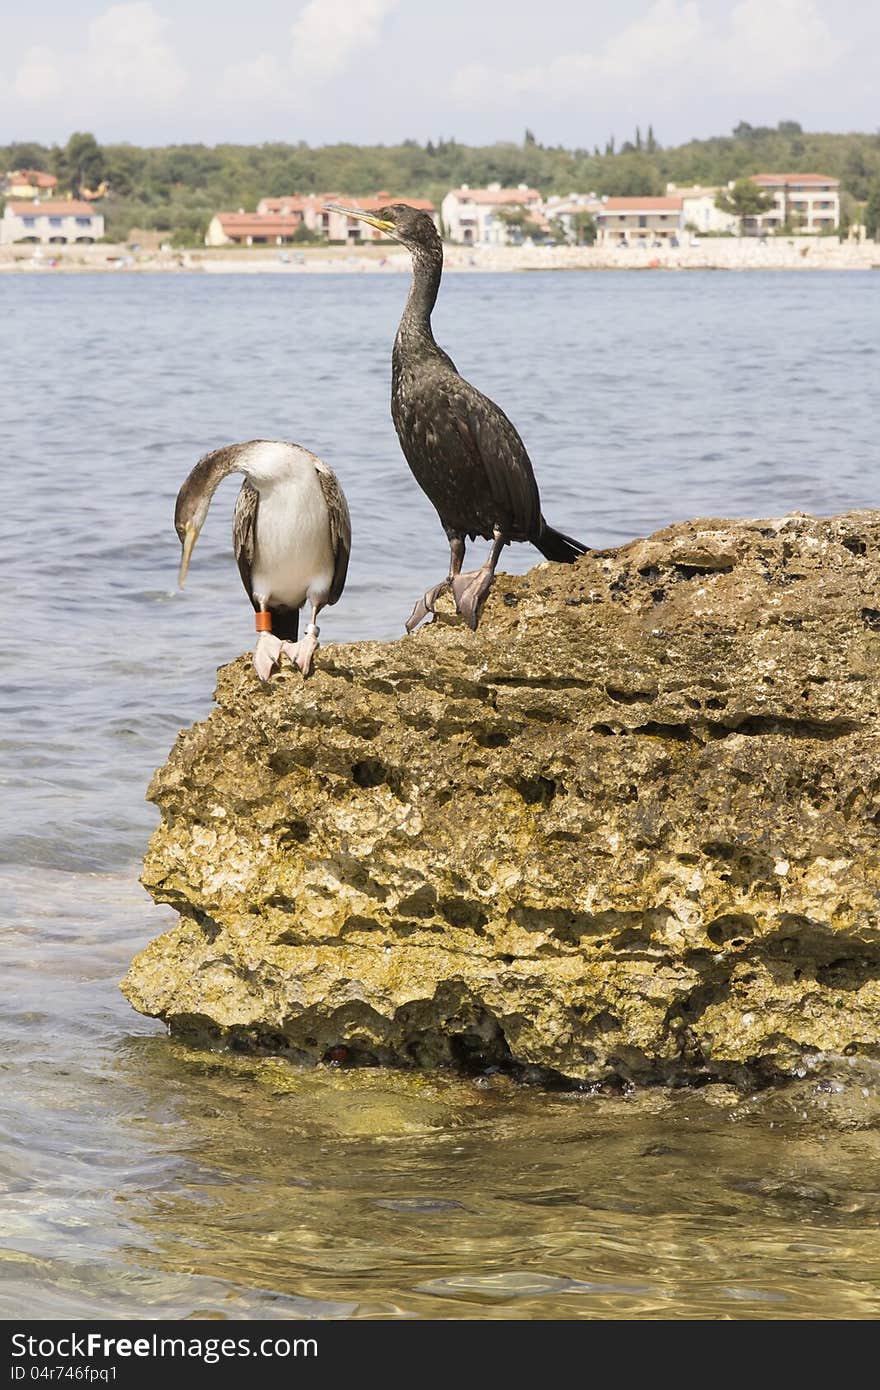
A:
[178,523,199,587]
[323,203,396,235]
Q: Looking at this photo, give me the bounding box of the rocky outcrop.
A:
[124,513,880,1085]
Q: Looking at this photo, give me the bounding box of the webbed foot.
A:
[451,568,494,630]
[405,579,451,633]
[253,633,303,681]
[254,632,284,681]
[293,625,320,677]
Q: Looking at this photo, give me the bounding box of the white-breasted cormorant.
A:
[325,202,587,630]
[175,440,351,679]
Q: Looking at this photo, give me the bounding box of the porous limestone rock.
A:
[124,512,880,1084]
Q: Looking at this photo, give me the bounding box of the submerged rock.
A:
[124,512,880,1085]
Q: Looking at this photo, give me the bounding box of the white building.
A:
[441,184,542,245]
[595,196,683,246]
[666,184,737,235]
[541,192,605,241]
[746,174,840,234]
[1,200,103,244]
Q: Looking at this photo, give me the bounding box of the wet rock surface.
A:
[124,512,880,1084]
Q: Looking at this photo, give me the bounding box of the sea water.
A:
[1,269,879,1318]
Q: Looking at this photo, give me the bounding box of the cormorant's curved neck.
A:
[397,242,443,352]
[176,444,243,529]
[196,445,242,493]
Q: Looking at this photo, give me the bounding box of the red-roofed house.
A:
[257,196,313,214]
[205,211,310,246]
[325,194,437,243]
[1,200,103,244]
[207,194,437,247]
[2,169,59,199]
[441,184,542,244]
[595,196,683,246]
[745,174,840,233]
[255,193,339,239]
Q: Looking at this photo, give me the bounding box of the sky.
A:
[1,0,878,149]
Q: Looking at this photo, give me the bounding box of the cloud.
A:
[11,45,63,103]
[726,0,847,83]
[290,0,399,81]
[225,0,400,99]
[11,3,186,109]
[451,0,846,108]
[597,0,705,80]
[85,3,187,101]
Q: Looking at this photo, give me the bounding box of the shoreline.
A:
[2,238,879,275]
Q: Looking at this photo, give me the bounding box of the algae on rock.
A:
[123,512,880,1084]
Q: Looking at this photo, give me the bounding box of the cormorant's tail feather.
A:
[535,520,589,564]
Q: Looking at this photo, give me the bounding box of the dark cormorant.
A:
[325,201,587,630]
[175,439,351,678]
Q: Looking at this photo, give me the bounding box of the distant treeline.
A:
[4,122,880,245]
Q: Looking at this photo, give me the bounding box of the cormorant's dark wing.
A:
[314,460,351,606]
[443,378,541,540]
[232,478,259,609]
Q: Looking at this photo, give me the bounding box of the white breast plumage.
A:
[247,448,335,610]
[176,437,349,682]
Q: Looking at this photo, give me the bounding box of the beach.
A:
[1,236,878,274]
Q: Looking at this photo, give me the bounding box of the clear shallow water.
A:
[1,270,879,1319]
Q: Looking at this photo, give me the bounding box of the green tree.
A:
[715,177,776,232]
[569,210,597,245]
[7,124,877,246]
[547,217,568,245]
[844,146,873,201]
[600,155,663,196]
[102,145,148,197]
[292,221,320,243]
[494,204,541,241]
[865,185,880,241]
[6,141,52,171]
[56,132,104,196]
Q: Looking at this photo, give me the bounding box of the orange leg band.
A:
[255,611,272,632]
